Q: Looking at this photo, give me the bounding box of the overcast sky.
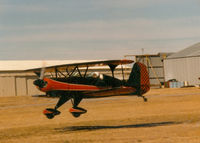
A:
[1,0,200,60]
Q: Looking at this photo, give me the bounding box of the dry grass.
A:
[1,87,200,143]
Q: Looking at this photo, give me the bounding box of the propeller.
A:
[39,62,46,80]
[33,61,47,88]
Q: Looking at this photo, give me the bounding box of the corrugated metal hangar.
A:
[164,42,200,86]
[0,60,131,96]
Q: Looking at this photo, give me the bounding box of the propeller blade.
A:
[39,67,45,79]
[33,61,47,88]
[39,61,46,79]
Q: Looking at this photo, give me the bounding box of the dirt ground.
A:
[1,88,200,143]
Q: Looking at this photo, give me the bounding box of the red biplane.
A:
[27,60,150,119]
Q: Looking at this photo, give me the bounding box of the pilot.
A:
[88,72,103,80]
[88,72,105,86]
[91,72,99,78]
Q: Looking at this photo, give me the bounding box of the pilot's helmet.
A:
[92,72,100,78]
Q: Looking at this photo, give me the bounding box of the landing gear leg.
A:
[43,95,71,119]
[69,95,87,118]
[55,95,71,110]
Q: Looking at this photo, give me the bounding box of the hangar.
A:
[164,42,200,86]
[0,60,131,96]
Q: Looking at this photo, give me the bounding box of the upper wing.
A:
[25,59,134,73]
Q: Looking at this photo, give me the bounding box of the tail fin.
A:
[127,62,150,95]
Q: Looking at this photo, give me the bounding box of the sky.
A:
[1,0,200,60]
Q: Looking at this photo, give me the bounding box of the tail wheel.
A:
[138,95,148,102]
[143,97,148,102]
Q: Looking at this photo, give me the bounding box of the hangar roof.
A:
[167,42,200,59]
[0,60,85,71]
[0,60,131,72]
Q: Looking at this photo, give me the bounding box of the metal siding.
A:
[149,57,163,66]
[164,59,179,81]
[164,57,200,85]
[186,57,200,85]
[150,78,164,85]
[164,59,187,81]
[148,68,164,78]
[16,77,27,96]
[0,77,16,96]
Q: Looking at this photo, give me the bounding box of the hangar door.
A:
[16,77,27,96]
[0,76,44,96]
[0,77,16,96]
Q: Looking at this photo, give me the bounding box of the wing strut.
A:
[121,64,125,81]
[83,66,89,77]
[108,64,118,78]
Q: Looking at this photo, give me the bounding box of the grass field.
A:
[1,88,200,143]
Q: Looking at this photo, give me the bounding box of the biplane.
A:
[27,60,150,119]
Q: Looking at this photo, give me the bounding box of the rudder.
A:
[127,62,150,95]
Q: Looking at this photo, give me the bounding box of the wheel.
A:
[46,114,54,119]
[43,108,60,119]
[71,112,81,118]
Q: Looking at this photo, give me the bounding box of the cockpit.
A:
[87,72,103,80]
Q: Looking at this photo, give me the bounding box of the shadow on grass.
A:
[56,121,180,132]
